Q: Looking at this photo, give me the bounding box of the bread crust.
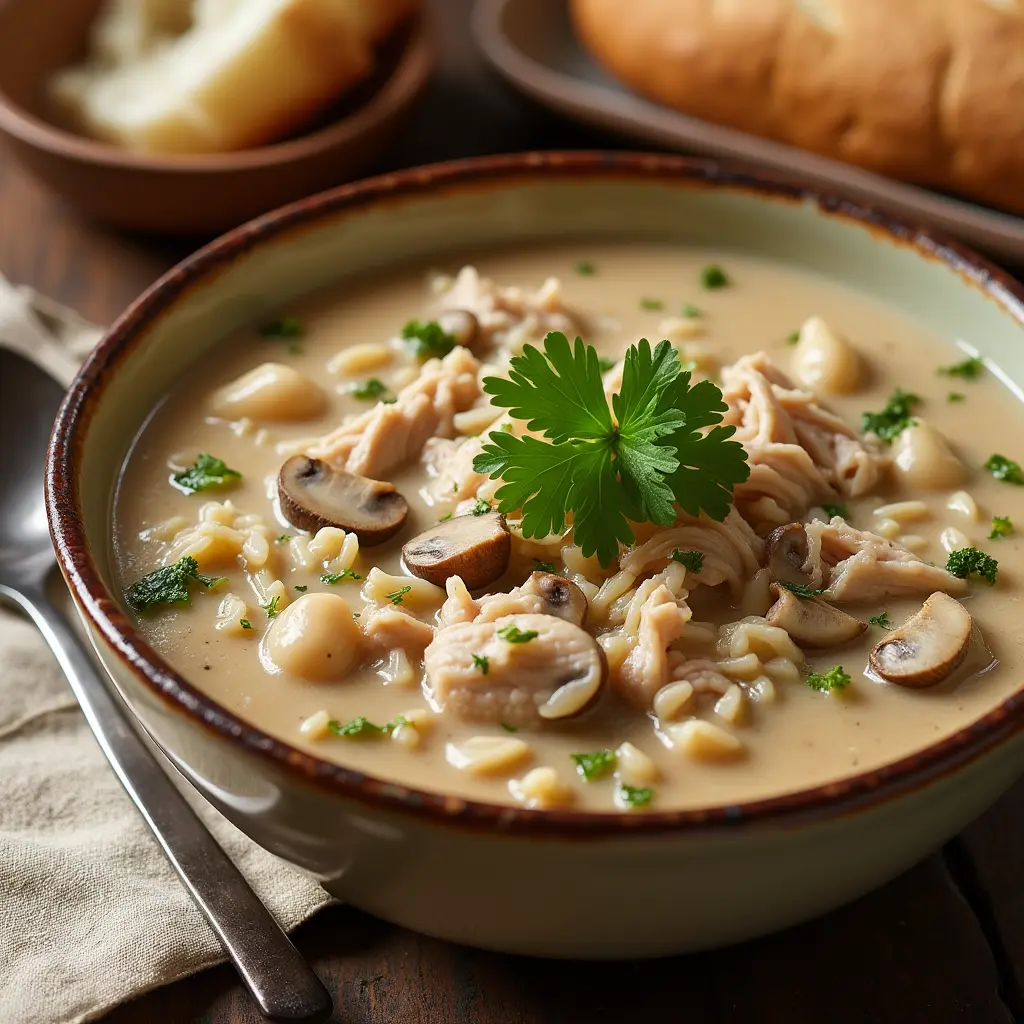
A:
[570,0,1024,215]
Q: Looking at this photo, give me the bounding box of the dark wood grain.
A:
[2,2,1023,1022]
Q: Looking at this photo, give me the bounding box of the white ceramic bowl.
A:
[47,153,1024,957]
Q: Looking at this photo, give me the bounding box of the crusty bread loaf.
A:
[570,0,1024,215]
[50,0,415,155]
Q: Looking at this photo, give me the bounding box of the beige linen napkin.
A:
[0,277,334,1024]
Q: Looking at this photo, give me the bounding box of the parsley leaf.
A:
[571,749,616,782]
[276,534,291,543]
[473,333,749,567]
[948,392,966,403]
[171,453,241,495]
[938,356,984,380]
[124,556,225,613]
[294,585,308,592]
[862,389,920,443]
[533,559,556,572]
[640,297,664,311]
[575,260,596,276]
[946,547,998,585]
[402,320,455,360]
[681,303,701,318]
[239,618,253,630]
[262,596,281,618]
[328,715,407,738]
[320,569,363,584]
[806,666,851,692]
[786,330,800,345]
[822,502,848,519]
[618,784,655,809]
[260,316,303,338]
[868,611,891,629]
[985,454,1024,485]
[990,516,1014,540]
[597,356,617,373]
[497,624,538,643]
[500,722,518,733]
[470,498,492,516]
[347,378,389,401]
[385,585,412,605]
[700,264,729,289]
[472,653,489,675]
[670,549,704,573]
[777,580,824,598]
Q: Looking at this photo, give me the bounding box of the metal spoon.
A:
[0,347,333,1024]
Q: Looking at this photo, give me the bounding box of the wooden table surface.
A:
[3,3,1024,1022]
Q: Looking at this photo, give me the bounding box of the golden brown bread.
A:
[570,0,1024,215]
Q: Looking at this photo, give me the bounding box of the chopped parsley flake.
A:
[472,653,489,675]
[640,297,664,311]
[778,580,825,598]
[385,585,412,605]
[347,377,390,401]
[681,303,701,318]
[575,260,596,276]
[124,556,225,613]
[597,356,617,373]
[862,388,920,443]
[401,320,455,360]
[618,784,655,809]
[570,749,616,782]
[946,547,998,585]
[533,559,556,572]
[948,392,966,403]
[938,356,984,380]
[276,534,291,543]
[294,585,308,592]
[868,611,891,629]
[171,453,241,495]
[438,512,453,522]
[670,549,704,573]
[470,498,492,516]
[239,618,253,630]
[822,502,849,519]
[328,715,407,738]
[786,330,800,345]
[500,722,518,733]
[806,665,851,693]
[990,516,1014,540]
[262,596,281,618]
[320,569,363,584]
[287,341,302,356]
[260,315,304,339]
[985,454,1024,485]
[497,624,539,644]
[700,264,729,289]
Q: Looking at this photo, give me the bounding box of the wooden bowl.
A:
[0,0,435,235]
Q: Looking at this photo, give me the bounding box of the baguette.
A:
[50,0,415,155]
[570,0,1024,215]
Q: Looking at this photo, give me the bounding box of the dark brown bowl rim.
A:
[46,151,1024,838]
[0,13,434,174]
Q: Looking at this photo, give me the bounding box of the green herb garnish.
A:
[948,392,966,403]
[990,516,1014,540]
[439,512,453,522]
[670,549,704,573]
[700,264,729,289]
[822,502,848,519]
[328,715,408,738]
[320,569,363,584]
[470,498,492,516]
[124,556,225,613]
[640,298,664,311]
[939,356,984,380]
[862,388,920,443]
[294,585,308,592]
[385,585,412,605]
[472,654,489,675]
[533,559,556,572]
[239,618,253,630]
[868,611,891,629]
[260,315,303,339]
[171,453,241,495]
[571,749,616,782]
[472,333,749,567]
[786,330,800,345]
[497,624,539,644]
[347,378,389,401]
[985,454,1024,485]
[618,784,655,809]
[597,356,617,373]
[276,534,291,543]
[946,547,998,585]
[681,303,701,318]
[262,596,281,619]
[500,722,518,733]
[806,665,851,693]
[778,580,825,598]
[575,261,596,276]
[401,320,455,360]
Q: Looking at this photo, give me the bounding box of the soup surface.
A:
[114,243,1024,812]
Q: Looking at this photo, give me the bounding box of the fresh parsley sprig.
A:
[125,556,225,613]
[472,333,749,567]
[171,453,241,495]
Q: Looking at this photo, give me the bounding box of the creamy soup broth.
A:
[113,244,1024,812]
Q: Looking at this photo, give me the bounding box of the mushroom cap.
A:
[403,512,511,590]
[519,571,588,626]
[437,309,480,350]
[765,523,812,586]
[277,455,408,546]
[765,584,867,648]
[869,591,973,688]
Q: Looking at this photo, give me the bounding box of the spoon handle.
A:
[3,585,333,1024]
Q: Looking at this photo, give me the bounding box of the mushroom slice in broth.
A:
[765,523,812,586]
[766,585,867,648]
[403,512,511,590]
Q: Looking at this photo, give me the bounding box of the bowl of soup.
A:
[46,152,1024,957]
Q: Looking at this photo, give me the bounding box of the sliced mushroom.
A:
[278,455,407,546]
[765,584,867,648]
[765,523,812,586]
[424,613,607,728]
[518,571,588,625]
[403,512,510,589]
[869,591,973,688]
[437,309,480,350]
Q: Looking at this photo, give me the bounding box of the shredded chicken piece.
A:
[803,518,968,602]
[360,605,435,655]
[615,586,692,708]
[307,347,481,478]
[422,435,491,501]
